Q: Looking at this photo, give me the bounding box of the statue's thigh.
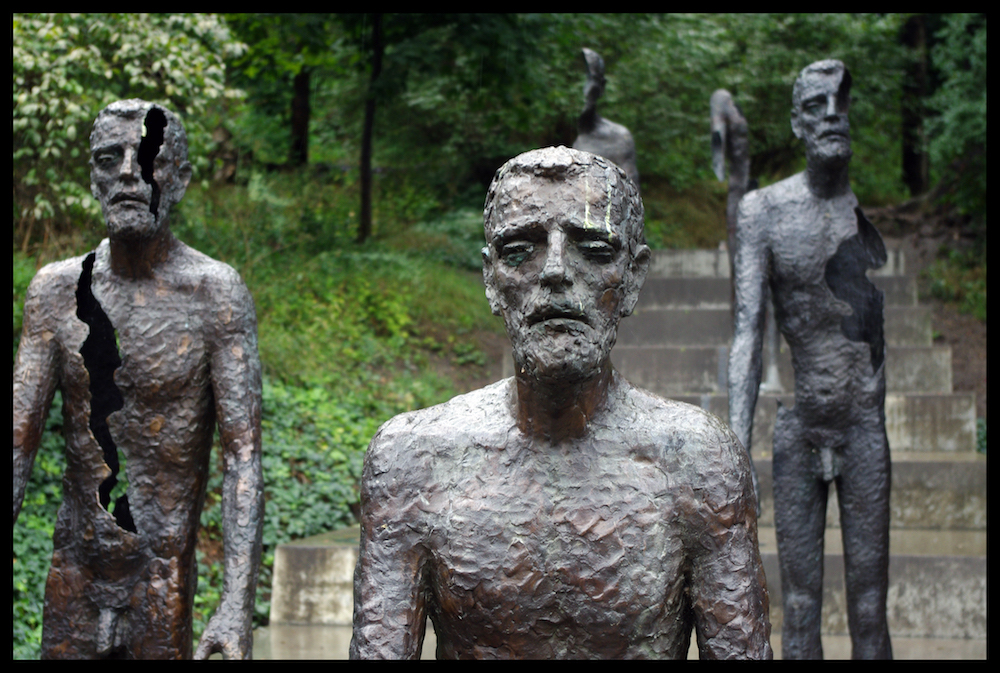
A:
[126,556,194,659]
[40,555,102,658]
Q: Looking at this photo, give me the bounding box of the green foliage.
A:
[13,13,246,242]
[12,251,37,360]
[976,418,986,455]
[925,13,986,222]
[924,247,987,322]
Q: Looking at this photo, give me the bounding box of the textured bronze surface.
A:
[351,147,771,659]
[728,62,892,659]
[13,100,263,659]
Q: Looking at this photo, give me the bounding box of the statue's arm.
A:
[350,424,429,659]
[13,272,60,525]
[194,273,264,660]
[688,429,772,660]
[727,195,769,453]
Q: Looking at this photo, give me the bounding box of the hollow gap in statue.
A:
[823,207,888,372]
[76,254,134,533]
[139,107,167,217]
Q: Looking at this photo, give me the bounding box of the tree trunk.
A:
[290,67,311,167]
[358,14,383,244]
[900,14,929,197]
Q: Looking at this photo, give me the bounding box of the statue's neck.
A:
[513,363,614,444]
[108,227,177,280]
[805,154,851,199]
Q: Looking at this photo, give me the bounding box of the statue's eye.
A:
[579,240,615,263]
[94,149,121,167]
[501,241,534,267]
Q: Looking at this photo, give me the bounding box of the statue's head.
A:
[90,99,192,241]
[791,60,853,166]
[482,146,650,383]
[581,48,607,105]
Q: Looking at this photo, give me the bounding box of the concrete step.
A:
[647,248,907,279]
[670,392,979,454]
[611,344,957,395]
[251,623,987,660]
[637,275,918,310]
[620,306,932,347]
[264,523,985,656]
[758,527,987,641]
[751,452,986,531]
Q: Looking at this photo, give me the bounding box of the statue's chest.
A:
[769,202,859,288]
[426,450,683,628]
[98,290,212,402]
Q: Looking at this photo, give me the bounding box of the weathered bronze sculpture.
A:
[573,48,640,188]
[351,146,771,660]
[710,88,751,273]
[727,61,892,659]
[13,99,264,660]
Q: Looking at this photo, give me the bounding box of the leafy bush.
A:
[13,13,246,243]
[924,247,987,322]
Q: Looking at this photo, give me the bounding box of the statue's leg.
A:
[127,556,194,659]
[772,407,828,660]
[40,550,100,659]
[837,411,892,659]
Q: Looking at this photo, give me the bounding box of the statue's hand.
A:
[193,607,253,660]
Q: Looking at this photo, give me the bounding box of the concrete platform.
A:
[250,624,986,659]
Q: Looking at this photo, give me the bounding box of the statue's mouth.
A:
[110,192,149,206]
[528,304,590,328]
[819,129,849,140]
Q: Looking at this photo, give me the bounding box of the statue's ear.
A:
[621,243,651,317]
[482,246,503,316]
[791,108,803,140]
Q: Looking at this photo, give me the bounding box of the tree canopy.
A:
[13,13,986,247]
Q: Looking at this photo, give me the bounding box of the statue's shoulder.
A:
[174,242,245,287]
[741,172,808,213]
[621,383,749,476]
[23,251,96,317]
[370,380,512,449]
[363,379,513,484]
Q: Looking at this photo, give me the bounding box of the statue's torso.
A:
[40,241,223,564]
[753,174,886,422]
[369,380,752,659]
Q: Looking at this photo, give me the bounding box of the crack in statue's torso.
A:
[76,252,135,533]
[823,207,887,372]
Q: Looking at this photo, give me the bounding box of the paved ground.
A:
[250,624,986,660]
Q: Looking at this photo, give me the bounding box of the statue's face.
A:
[792,69,852,165]
[484,169,647,383]
[90,110,189,241]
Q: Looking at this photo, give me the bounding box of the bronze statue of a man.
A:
[13,99,264,660]
[728,61,892,659]
[350,146,771,660]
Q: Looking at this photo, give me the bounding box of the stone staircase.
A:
[612,248,986,658]
[258,247,985,660]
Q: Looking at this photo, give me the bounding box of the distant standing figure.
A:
[728,61,892,660]
[13,99,264,660]
[573,48,640,188]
